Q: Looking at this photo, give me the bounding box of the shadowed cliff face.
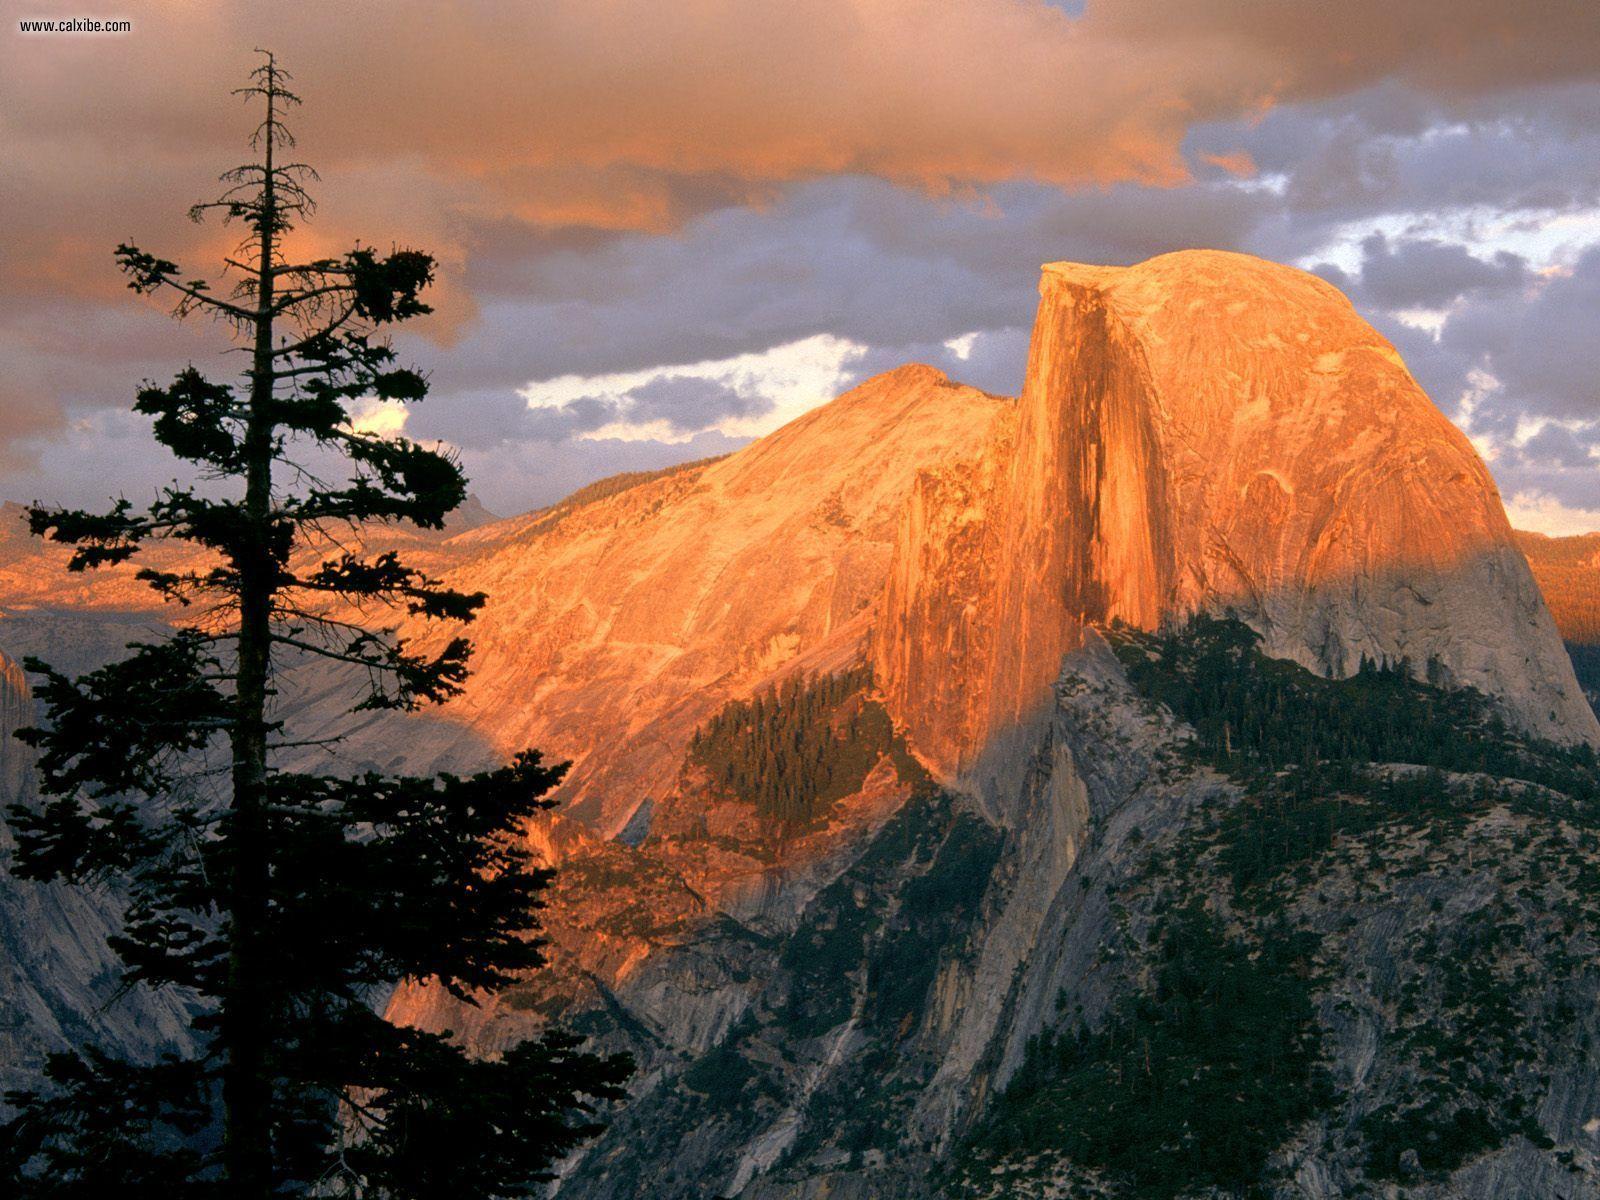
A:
[0,647,196,1100]
[875,250,1598,777]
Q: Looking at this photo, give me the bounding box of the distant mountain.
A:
[444,491,500,531]
[1516,529,1600,710]
[3,251,1599,1198]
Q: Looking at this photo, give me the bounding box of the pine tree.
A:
[0,53,629,1199]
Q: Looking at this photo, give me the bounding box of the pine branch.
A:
[271,282,351,315]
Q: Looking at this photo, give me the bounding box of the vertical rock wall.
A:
[876,250,1599,780]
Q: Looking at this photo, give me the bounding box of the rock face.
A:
[0,648,194,1102]
[399,632,1600,1200]
[376,253,1600,1198]
[1517,530,1600,712]
[327,364,1012,836]
[1517,530,1600,649]
[877,251,1597,778]
[1,250,1598,1196]
[3,254,1590,815]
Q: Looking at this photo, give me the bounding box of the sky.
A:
[4,1,1600,532]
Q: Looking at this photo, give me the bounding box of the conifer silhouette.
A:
[0,52,629,1199]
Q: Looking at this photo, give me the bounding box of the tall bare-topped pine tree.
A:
[0,53,629,1198]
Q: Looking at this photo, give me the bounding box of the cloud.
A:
[1359,234,1531,309]
[8,0,1599,318]
[0,293,233,472]
[1519,420,1600,469]
[516,333,866,445]
[1200,151,1258,179]
[347,399,412,439]
[8,2,1600,527]
[515,377,769,444]
[1093,1,1600,100]
[1503,492,1600,537]
[1191,81,1600,250]
[1317,232,1532,311]
[1420,244,1600,432]
[14,1,1598,202]
[626,376,773,435]
[943,333,980,361]
[402,171,1280,431]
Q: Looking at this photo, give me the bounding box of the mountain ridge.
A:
[2,250,1600,1196]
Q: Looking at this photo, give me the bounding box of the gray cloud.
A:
[442,374,773,448]
[1355,234,1530,310]
[627,375,774,433]
[1518,422,1600,470]
[407,82,1600,431]
[520,396,618,442]
[1435,244,1600,432]
[403,170,1277,432]
[1187,81,1600,232]
[1315,233,1532,312]
[12,52,1600,527]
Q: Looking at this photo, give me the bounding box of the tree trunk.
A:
[223,67,279,1199]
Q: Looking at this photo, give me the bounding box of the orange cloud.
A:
[6,1,1595,281]
[1201,151,1259,179]
[3,0,1598,443]
[14,1,1588,235]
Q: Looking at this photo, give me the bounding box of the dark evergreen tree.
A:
[0,53,629,1199]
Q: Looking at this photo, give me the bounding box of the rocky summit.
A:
[879,251,1596,782]
[5,250,1600,1198]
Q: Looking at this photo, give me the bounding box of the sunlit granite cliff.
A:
[3,252,1599,1198]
